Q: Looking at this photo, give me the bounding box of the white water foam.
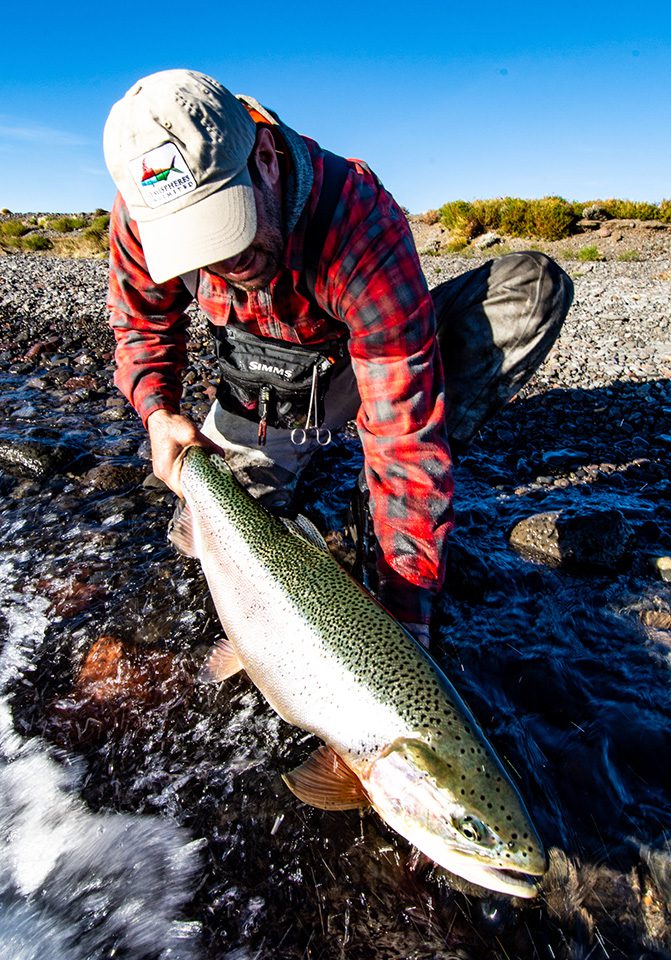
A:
[0,559,204,960]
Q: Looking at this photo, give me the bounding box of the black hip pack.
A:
[209,322,350,439]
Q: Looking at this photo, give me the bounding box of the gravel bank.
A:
[1,244,670,387]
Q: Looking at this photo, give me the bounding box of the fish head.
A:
[363,737,546,898]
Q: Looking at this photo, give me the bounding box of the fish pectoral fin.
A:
[199,638,245,682]
[281,515,330,553]
[168,500,198,558]
[282,746,369,811]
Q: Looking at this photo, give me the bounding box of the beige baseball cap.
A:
[103,69,258,283]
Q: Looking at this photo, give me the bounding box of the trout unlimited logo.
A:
[130,142,197,208]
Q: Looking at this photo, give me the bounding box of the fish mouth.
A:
[439,849,545,899]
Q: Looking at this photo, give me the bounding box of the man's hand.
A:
[147,409,222,499]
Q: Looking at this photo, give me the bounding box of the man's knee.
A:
[499,250,573,330]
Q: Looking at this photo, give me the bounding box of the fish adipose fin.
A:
[281,515,330,553]
[168,501,198,558]
[200,638,245,682]
[283,745,369,810]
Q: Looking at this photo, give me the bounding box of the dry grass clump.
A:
[437,196,671,247]
[40,214,87,233]
[577,198,669,222]
[0,211,109,257]
[440,196,578,241]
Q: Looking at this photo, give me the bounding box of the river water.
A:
[0,261,670,959]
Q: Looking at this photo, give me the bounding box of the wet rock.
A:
[23,337,59,359]
[63,375,98,391]
[143,471,169,490]
[0,437,88,479]
[83,463,147,491]
[508,508,632,568]
[49,635,193,745]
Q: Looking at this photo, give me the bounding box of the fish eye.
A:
[454,815,487,844]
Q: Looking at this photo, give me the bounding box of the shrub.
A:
[94,207,109,217]
[0,208,11,216]
[0,220,29,239]
[21,234,53,251]
[45,215,87,232]
[418,209,441,225]
[659,199,671,224]
[616,250,641,262]
[86,214,110,235]
[439,200,478,237]
[526,196,577,240]
[576,245,604,261]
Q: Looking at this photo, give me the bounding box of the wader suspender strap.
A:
[301,149,350,299]
[180,149,350,303]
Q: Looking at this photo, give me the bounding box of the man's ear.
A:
[252,127,281,190]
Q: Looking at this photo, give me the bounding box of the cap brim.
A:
[137,169,257,284]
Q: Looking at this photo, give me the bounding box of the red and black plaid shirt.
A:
[107,136,454,623]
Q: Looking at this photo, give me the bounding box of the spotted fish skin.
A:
[176,446,546,898]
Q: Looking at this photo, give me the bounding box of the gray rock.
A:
[83,463,147,491]
[0,438,87,479]
[582,204,612,221]
[509,508,632,568]
[473,232,501,249]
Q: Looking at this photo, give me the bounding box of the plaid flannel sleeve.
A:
[106,193,193,426]
[322,173,454,624]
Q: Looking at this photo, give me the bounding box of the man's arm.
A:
[107,193,218,496]
[319,170,454,624]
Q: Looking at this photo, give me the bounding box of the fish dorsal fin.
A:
[282,745,369,810]
[281,514,330,553]
[199,637,245,682]
[168,501,198,558]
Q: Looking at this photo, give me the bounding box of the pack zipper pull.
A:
[258,385,271,446]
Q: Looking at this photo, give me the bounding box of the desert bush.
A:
[86,214,111,235]
[658,199,671,224]
[21,234,53,251]
[0,208,11,216]
[418,209,441,225]
[439,200,482,239]
[576,245,604,261]
[444,235,470,252]
[0,221,29,239]
[45,215,87,233]
[526,197,577,240]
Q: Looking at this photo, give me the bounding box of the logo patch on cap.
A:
[130,142,197,208]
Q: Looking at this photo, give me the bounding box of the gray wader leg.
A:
[432,250,574,451]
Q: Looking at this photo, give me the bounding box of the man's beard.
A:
[224,182,285,292]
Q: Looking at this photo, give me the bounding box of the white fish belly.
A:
[199,523,410,761]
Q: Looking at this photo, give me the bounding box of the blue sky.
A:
[2,2,670,213]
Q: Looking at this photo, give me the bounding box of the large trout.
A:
[170,447,546,898]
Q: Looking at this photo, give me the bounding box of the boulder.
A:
[509,508,632,569]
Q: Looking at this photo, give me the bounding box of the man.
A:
[104,69,573,648]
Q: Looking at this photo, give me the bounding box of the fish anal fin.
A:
[199,638,244,683]
[168,501,198,558]
[282,745,369,810]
